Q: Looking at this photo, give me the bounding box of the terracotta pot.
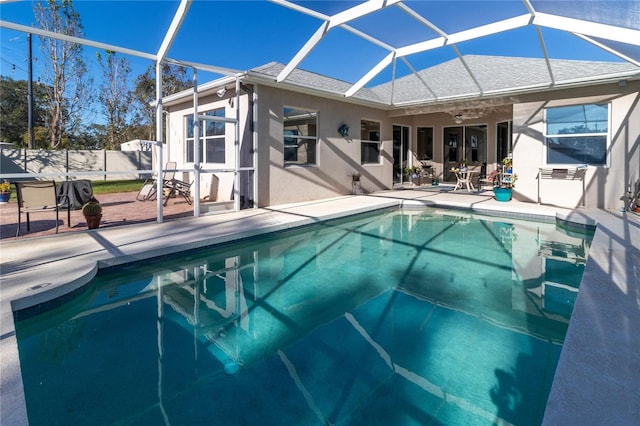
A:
[85,214,102,229]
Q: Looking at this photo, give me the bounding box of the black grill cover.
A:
[57,180,94,209]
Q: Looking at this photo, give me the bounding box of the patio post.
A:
[155,61,164,223]
[154,0,192,223]
[193,69,201,217]
[234,77,241,212]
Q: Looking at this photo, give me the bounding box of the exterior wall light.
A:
[338,124,350,137]
[454,114,463,124]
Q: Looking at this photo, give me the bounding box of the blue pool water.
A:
[15,208,593,425]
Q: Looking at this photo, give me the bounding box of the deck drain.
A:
[28,283,51,291]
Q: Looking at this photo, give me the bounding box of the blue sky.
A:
[1,1,636,88]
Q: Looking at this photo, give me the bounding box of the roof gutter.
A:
[156,74,245,107]
[161,70,394,110]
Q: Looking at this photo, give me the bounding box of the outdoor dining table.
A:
[453,169,479,192]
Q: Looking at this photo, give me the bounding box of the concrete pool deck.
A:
[1,189,639,425]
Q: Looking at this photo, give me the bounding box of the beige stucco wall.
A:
[255,85,393,206]
[512,81,640,209]
[165,78,639,211]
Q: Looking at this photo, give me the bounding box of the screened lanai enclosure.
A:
[1,1,639,425]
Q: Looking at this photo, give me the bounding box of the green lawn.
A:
[91,180,146,195]
[3,179,145,202]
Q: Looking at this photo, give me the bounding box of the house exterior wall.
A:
[255,85,393,206]
[164,77,639,211]
[512,81,640,209]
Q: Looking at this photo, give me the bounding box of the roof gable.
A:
[249,62,387,104]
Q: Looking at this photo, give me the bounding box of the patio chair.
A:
[15,180,60,237]
[137,161,177,201]
[163,178,193,206]
[477,163,494,190]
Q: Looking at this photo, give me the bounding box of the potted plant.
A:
[0,180,11,203]
[410,165,422,185]
[402,166,410,181]
[431,171,440,186]
[502,156,513,173]
[82,197,102,229]
[402,166,421,185]
[487,169,518,202]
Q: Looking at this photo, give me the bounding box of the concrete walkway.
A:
[1,189,638,425]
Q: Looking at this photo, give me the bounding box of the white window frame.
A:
[361,119,381,164]
[543,103,610,167]
[185,108,226,164]
[283,107,318,166]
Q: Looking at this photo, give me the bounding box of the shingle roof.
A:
[370,55,640,105]
[249,56,639,108]
[248,62,387,104]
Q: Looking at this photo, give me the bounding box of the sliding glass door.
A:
[443,125,487,182]
[393,125,410,184]
[497,121,512,164]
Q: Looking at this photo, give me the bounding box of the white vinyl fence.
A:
[0,148,154,181]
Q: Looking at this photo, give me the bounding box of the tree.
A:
[96,50,132,150]
[74,123,107,149]
[0,76,48,147]
[34,0,92,149]
[132,63,191,141]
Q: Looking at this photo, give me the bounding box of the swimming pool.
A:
[15,208,593,425]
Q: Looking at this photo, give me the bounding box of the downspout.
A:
[240,82,258,209]
[252,85,258,208]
